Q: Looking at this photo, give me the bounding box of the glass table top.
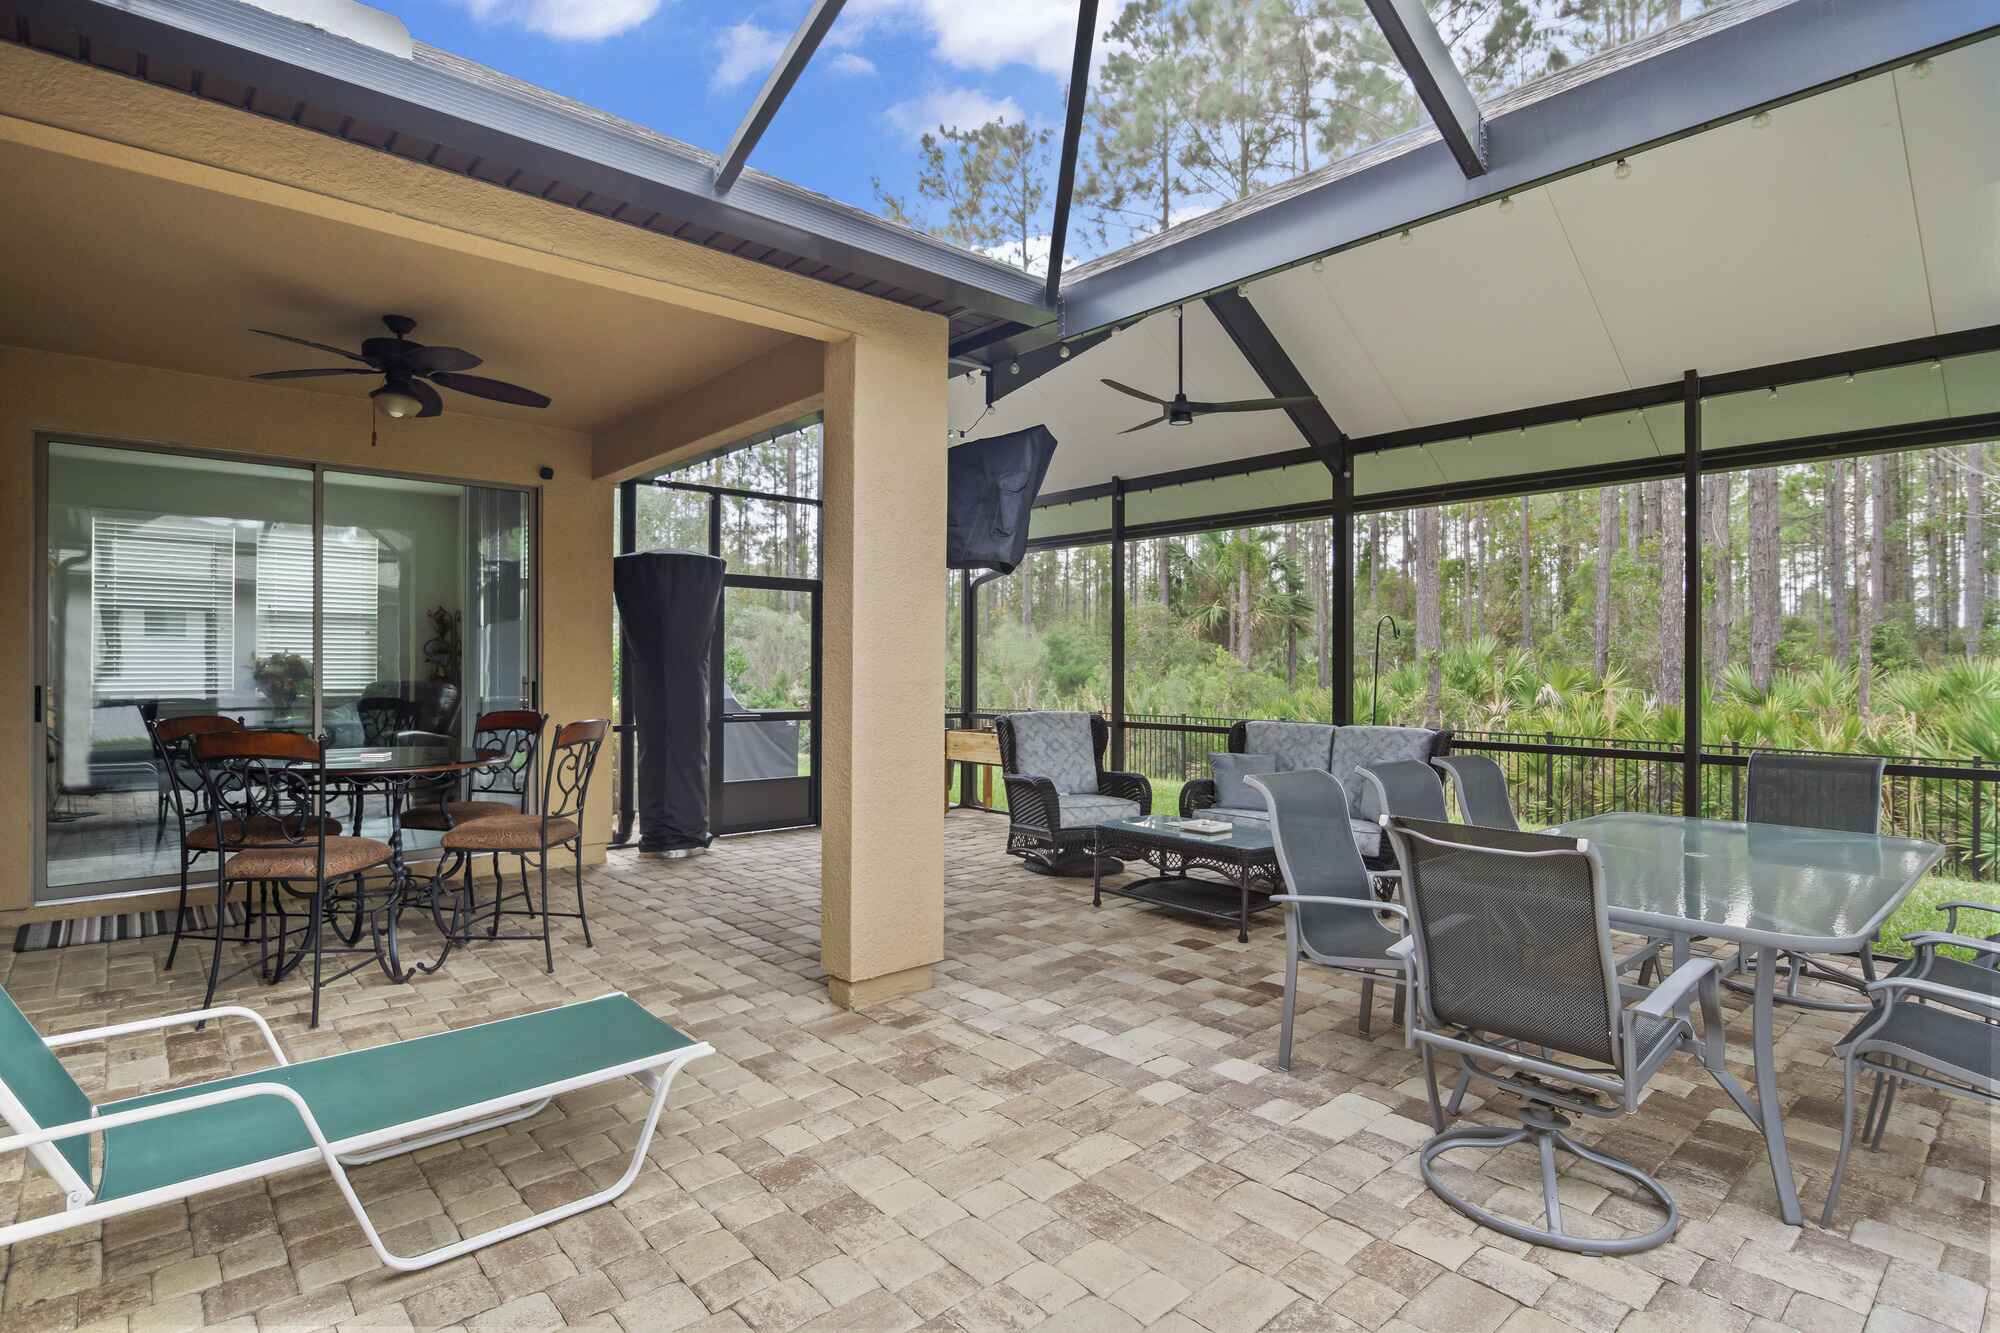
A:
[1548,813,1944,950]
[1101,815,1275,853]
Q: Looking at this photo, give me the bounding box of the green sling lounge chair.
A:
[0,988,709,1272]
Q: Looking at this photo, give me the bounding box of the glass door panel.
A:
[41,442,314,898]
[717,583,816,833]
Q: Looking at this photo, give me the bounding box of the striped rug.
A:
[14,904,249,954]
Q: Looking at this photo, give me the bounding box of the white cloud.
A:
[825,50,877,77]
[712,20,786,91]
[454,0,664,41]
[883,88,1026,143]
[845,0,1123,77]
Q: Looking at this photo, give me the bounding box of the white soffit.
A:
[1550,70,1934,384]
[1895,41,2000,335]
[1242,267,1408,437]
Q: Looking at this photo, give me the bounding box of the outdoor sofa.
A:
[994,711,1152,875]
[1181,720,1450,863]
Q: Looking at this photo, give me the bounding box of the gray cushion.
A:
[1007,712,1099,796]
[1209,806,1270,824]
[1349,817,1386,860]
[1330,726,1437,819]
[1243,721,1337,774]
[1212,752,1277,810]
[1057,794,1142,829]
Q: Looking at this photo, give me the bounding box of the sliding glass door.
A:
[36,440,535,899]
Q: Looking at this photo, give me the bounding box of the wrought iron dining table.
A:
[1548,812,1944,1225]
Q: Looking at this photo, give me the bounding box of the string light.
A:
[1613,158,1632,179]
[1913,58,1933,78]
[1009,361,1020,375]
[1058,344,1071,359]
[1498,195,1515,214]
[1398,229,1413,245]
[1311,258,1325,273]
[1751,110,1773,128]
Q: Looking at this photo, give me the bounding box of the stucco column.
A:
[819,331,947,1007]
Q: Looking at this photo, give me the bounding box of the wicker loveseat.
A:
[994,712,1152,875]
[1181,720,1449,865]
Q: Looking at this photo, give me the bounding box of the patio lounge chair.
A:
[994,711,1151,875]
[0,987,709,1272]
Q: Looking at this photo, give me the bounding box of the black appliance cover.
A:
[613,549,724,852]
[946,426,1057,581]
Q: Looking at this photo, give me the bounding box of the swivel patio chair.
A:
[1382,815,1730,1255]
[1245,770,1406,1059]
[403,710,547,921]
[1821,930,2000,1225]
[1431,754,1519,830]
[191,731,384,1027]
[1729,751,1888,1010]
[0,984,707,1273]
[993,712,1151,876]
[434,718,606,973]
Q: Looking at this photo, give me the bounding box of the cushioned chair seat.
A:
[1209,807,1384,858]
[223,837,391,881]
[94,994,694,1202]
[1055,795,1141,829]
[442,815,578,850]
[400,800,521,832]
[185,816,341,852]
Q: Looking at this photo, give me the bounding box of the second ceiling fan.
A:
[1101,304,1318,434]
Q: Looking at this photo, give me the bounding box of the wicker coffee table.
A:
[1092,815,1282,943]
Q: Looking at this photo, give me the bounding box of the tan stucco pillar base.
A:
[818,330,947,1006]
[827,963,934,1010]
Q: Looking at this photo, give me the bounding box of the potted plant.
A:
[253,652,314,714]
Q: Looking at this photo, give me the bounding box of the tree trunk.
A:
[1519,497,1535,652]
[1659,484,1684,703]
[1417,507,1442,726]
[1703,473,1732,684]
[1284,526,1299,685]
[1313,523,1330,690]
[1749,469,1780,688]
[1235,557,1253,666]
[1967,443,1987,657]
[1829,460,1850,662]
[1594,486,1617,676]
[1862,455,1887,716]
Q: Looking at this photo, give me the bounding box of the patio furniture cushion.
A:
[1330,727,1437,820]
[0,987,94,1188]
[94,994,695,1202]
[222,837,392,882]
[1211,752,1277,809]
[1209,806,1385,859]
[1055,795,1142,829]
[1007,712,1100,795]
[1242,722,1336,774]
[401,800,520,832]
[442,815,579,850]
[185,815,343,852]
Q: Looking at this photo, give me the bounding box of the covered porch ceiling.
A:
[952,32,2000,520]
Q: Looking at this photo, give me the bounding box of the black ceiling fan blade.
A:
[409,379,445,419]
[1187,395,1321,413]
[252,368,376,380]
[1117,416,1165,435]
[249,329,372,363]
[1101,378,1168,405]
[430,372,551,408]
[406,344,482,374]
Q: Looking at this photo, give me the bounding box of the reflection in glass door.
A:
[718,582,818,834]
[37,440,535,899]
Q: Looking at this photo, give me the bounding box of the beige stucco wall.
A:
[0,346,606,913]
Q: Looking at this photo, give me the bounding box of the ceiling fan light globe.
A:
[372,384,425,419]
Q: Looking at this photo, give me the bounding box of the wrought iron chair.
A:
[1729,752,1888,1010]
[404,711,547,924]
[993,712,1151,876]
[1245,771,1406,1058]
[1431,754,1519,831]
[146,713,253,972]
[191,731,388,1027]
[1382,815,1729,1255]
[1822,931,2000,1225]
[434,718,607,973]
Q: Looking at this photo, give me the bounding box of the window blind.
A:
[255,525,381,694]
[91,515,236,699]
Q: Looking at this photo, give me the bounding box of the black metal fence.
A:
[947,711,1996,880]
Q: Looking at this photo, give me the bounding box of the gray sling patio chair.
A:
[1821,930,2000,1225]
[1354,760,1446,887]
[1245,771,1406,1061]
[0,986,709,1272]
[1382,815,1730,1255]
[1431,754,1519,831]
[1729,751,1888,1010]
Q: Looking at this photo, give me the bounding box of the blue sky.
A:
[381,1,1087,239]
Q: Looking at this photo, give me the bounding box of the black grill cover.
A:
[947,426,1057,579]
[613,550,724,852]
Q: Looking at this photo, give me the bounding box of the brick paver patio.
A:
[1,811,1992,1331]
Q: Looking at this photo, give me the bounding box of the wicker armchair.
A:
[994,712,1150,876]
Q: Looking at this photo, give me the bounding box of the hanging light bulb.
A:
[1498,195,1515,214]
[1058,344,1071,359]
[1009,361,1021,375]
[1751,111,1772,129]
[1912,58,1933,78]
[1311,257,1325,273]
[1613,158,1632,179]
[1398,229,1412,245]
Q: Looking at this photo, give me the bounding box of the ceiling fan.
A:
[249,314,552,419]
[1101,304,1318,434]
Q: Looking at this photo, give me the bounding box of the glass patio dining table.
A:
[1547,812,1945,1225]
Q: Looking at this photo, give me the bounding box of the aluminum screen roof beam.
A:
[1202,289,1344,469]
[1042,0,1099,310]
[1363,0,1485,178]
[713,0,847,196]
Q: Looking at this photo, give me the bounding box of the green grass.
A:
[1877,873,1994,959]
